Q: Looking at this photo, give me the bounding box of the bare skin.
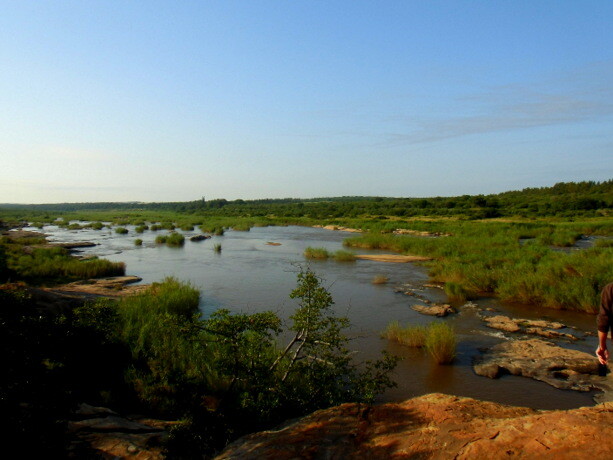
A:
[596,331,610,365]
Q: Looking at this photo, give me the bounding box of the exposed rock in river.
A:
[44,276,147,298]
[482,314,576,340]
[190,234,210,241]
[474,339,613,402]
[412,303,455,317]
[215,393,613,459]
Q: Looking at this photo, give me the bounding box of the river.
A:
[35,223,601,409]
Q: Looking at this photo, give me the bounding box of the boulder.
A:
[215,393,613,459]
[483,315,521,332]
[412,304,455,317]
[474,339,613,401]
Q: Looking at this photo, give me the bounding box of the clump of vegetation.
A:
[333,250,356,262]
[383,321,456,364]
[134,239,143,246]
[135,225,148,233]
[161,222,175,230]
[91,221,104,230]
[444,282,468,302]
[304,247,330,259]
[155,233,185,247]
[150,224,162,231]
[372,275,389,285]
[232,223,251,231]
[115,227,129,234]
[213,243,222,253]
[180,224,194,231]
[67,223,83,230]
[382,321,427,347]
[424,322,456,364]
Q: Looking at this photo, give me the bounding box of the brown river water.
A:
[35,224,601,410]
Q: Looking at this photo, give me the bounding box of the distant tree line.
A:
[2,180,611,219]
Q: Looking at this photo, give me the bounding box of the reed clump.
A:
[424,322,456,364]
[213,243,222,253]
[115,227,129,234]
[304,247,330,259]
[155,233,185,247]
[333,250,356,262]
[134,239,143,246]
[382,321,427,347]
[383,321,456,364]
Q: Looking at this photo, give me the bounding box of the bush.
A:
[115,227,129,234]
[155,233,185,247]
[134,239,143,246]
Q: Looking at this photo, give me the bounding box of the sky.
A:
[1,1,612,203]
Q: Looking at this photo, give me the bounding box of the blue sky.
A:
[1,1,612,203]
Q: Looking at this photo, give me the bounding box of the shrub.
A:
[304,247,330,259]
[156,233,185,247]
[91,222,104,230]
[115,227,129,234]
[135,225,148,233]
[134,239,143,246]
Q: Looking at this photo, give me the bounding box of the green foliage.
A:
[135,225,148,233]
[134,239,143,246]
[444,282,468,302]
[213,243,222,253]
[180,224,194,231]
[91,221,104,230]
[115,227,129,234]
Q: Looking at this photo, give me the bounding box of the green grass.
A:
[333,250,356,262]
[304,247,330,259]
[424,322,456,364]
[135,225,148,233]
[444,282,468,302]
[383,321,456,364]
[115,227,129,234]
[213,243,222,253]
[134,239,143,246]
[155,232,185,247]
[382,321,427,347]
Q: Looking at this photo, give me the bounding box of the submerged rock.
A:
[215,393,613,459]
[482,314,575,339]
[190,234,210,241]
[474,338,613,402]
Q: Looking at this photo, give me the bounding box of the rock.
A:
[412,304,455,317]
[516,319,565,329]
[44,276,147,298]
[215,393,613,459]
[483,315,522,332]
[190,234,210,241]
[473,339,613,401]
[266,242,282,246]
[525,327,577,340]
[54,241,97,249]
[75,403,119,418]
[69,415,162,433]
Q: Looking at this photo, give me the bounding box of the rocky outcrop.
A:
[412,303,456,317]
[215,393,613,459]
[190,234,210,241]
[68,404,173,459]
[474,339,613,402]
[44,276,147,298]
[314,225,363,233]
[482,314,577,340]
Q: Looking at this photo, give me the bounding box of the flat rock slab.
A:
[216,393,613,459]
[45,276,147,298]
[355,254,432,263]
[474,338,613,401]
[412,304,455,317]
[482,314,575,339]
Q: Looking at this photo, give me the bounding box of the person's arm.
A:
[596,330,609,365]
